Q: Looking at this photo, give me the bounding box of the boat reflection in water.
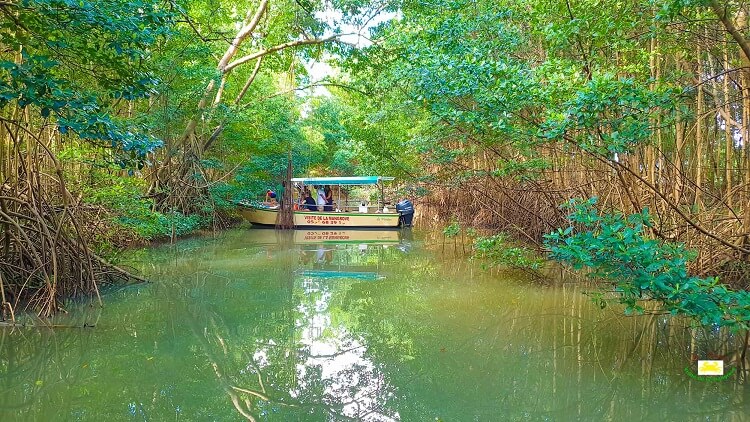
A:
[295,229,400,244]
[247,227,401,245]
[250,228,407,420]
[296,229,401,281]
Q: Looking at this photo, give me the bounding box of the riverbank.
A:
[0,198,241,321]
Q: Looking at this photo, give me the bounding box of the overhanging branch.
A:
[709,0,750,62]
[224,34,349,73]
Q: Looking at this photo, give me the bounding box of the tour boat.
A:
[239,176,406,228]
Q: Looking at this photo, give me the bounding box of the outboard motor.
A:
[396,199,415,227]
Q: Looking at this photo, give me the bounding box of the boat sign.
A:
[302,215,351,225]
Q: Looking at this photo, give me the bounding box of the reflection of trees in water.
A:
[1,236,299,420]
[136,235,403,420]
[336,252,750,421]
[292,273,400,420]
[0,323,98,419]
[148,241,312,420]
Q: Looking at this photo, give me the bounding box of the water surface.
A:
[0,228,748,421]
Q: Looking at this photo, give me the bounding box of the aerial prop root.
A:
[0,187,147,319]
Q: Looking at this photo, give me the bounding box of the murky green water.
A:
[1,228,748,421]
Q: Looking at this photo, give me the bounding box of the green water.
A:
[1,229,748,421]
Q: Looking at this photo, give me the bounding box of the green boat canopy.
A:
[291,176,394,185]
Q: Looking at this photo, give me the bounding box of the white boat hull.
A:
[239,206,400,228]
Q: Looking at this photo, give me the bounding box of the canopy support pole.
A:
[379,181,385,211]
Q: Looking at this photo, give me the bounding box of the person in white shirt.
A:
[316,186,326,211]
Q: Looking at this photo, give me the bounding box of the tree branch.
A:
[234,57,264,105]
[589,149,750,254]
[217,0,269,72]
[202,57,264,152]
[224,34,346,73]
[709,0,750,62]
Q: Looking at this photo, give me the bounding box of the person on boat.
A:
[316,185,326,210]
[302,191,318,211]
[296,185,308,208]
[324,185,333,211]
[262,189,278,208]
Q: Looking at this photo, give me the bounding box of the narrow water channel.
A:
[1,228,748,421]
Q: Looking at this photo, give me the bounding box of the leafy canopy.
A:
[0,0,172,162]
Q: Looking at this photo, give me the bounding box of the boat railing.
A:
[290,198,398,213]
[330,200,397,213]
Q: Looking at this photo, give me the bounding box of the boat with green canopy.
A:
[239,176,403,228]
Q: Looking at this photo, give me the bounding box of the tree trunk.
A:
[724,41,733,208]
[695,43,704,209]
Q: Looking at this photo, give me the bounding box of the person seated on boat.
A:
[358,201,368,213]
[324,185,333,212]
[302,192,318,211]
[261,189,278,208]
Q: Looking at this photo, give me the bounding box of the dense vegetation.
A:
[331,0,750,330]
[0,0,386,316]
[2,0,750,333]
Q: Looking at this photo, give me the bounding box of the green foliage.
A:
[442,220,461,238]
[544,198,750,329]
[492,157,551,182]
[539,75,679,153]
[303,98,358,175]
[87,176,202,241]
[0,0,172,163]
[472,233,543,271]
[208,92,313,205]
[331,0,696,189]
[303,91,425,179]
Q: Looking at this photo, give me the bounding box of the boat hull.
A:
[239,206,400,228]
